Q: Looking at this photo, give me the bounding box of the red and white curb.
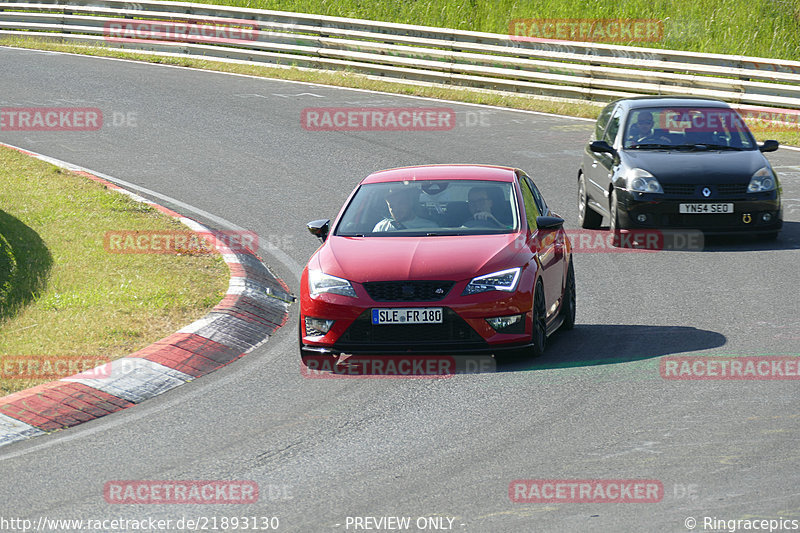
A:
[0,143,292,447]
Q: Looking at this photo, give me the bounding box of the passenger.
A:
[373,187,436,232]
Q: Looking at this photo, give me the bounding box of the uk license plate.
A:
[371,308,443,325]
[679,203,733,214]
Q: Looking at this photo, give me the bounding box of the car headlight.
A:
[308,270,356,298]
[463,267,521,295]
[626,168,663,193]
[747,167,776,192]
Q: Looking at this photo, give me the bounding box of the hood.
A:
[314,234,523,283]
[622,150,769,183]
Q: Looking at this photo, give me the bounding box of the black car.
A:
[579,96,782,240]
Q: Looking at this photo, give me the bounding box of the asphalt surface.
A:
[1,47,799,532]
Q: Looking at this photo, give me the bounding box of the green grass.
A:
[0,146,229,396]
[172,0,800,60]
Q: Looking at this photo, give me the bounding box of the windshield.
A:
[334,179,519,237]
[622,106,757,150]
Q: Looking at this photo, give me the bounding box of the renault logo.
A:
[702,187,712,197]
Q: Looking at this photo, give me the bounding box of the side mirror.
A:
[589,140,617,156]
[306,219,330,241]
[536,216,565,230]
[759,140,779,152]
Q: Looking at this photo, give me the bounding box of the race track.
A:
[1,47,799,532]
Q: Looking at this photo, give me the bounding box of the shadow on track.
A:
[497,324,727,372]
[698,220,800,252]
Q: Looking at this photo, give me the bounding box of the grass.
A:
[170,0,800,60]
[0,146,229,396]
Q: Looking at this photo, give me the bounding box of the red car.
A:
[300,164,575,362]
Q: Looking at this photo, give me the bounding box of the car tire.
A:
[609,189,622,247]
[578,174,602,229]
[560,259,576,331]
[496,280,547,363]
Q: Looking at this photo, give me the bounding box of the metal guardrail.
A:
[1,0,800,111]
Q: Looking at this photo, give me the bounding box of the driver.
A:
[462,187,503,227]
[627,111,670,144]
[373,187,435,231]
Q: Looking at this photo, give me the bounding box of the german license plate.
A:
[679,203,733,214]
[372,308,443,325]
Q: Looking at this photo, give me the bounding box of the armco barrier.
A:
[1,0,800,110]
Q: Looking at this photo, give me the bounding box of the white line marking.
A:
[0,46,596,122]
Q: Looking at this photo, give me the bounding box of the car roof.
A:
[612,96,731,110]
[362,164,517,184]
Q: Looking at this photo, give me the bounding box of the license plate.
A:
[372,308,443,325]
[679,203,734,214]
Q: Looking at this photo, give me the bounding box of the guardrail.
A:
[1,0,800,111]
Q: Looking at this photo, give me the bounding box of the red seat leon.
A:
[300,164,575,362]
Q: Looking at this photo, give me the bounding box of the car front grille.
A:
[363,280,455,302]
[661,183,748,197]
[662,184,696,195]
[717,184,748,195]
[336,308,484,348]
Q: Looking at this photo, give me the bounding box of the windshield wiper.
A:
[671,144,743,151]
[694,143,744,151]
[627,143,673,150]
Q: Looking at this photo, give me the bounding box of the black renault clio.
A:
[579,96,782,240]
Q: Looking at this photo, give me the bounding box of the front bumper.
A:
[300,292,535,356]
[616,189,782,234]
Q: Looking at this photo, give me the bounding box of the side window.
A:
[603,107,623,145]
[594,104,614,140]
[523,176,548,216]
[519,178,540,230]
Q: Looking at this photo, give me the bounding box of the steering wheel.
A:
[635,133,670,145]
[635,134,660,143]
[465,214,504,228]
